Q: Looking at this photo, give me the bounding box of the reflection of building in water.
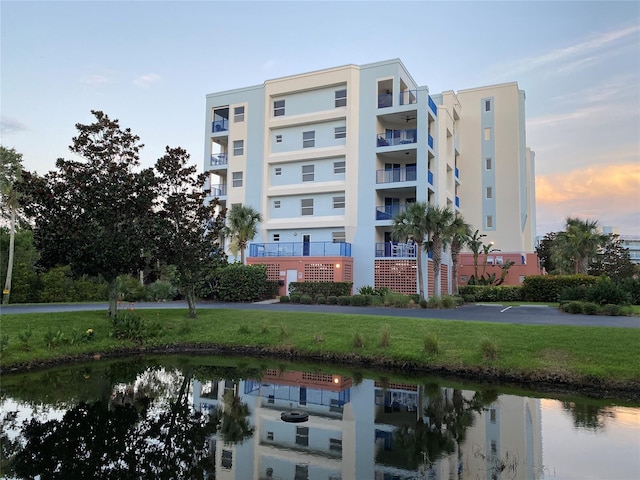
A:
[193,372,542,479]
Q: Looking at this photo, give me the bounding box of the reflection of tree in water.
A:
[389,384,495,472]
[561,401,615,431]
[3,368,254,479]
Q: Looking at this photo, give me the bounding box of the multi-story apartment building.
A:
[204,59,539,296]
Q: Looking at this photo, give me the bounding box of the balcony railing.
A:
[375,204,409,221]
[212,119,229,133]
[428,133,434,149]
[375,243,433,259]
[427,169,433,185]
[399,90,418,105]
[209,184,227,197]
[376,166,417,184]
[455,196,460,208]
[376,129,417,147]
[428,96,438,115]
[455,167,459,179]
[378,93,393,108]
[210,153,228,166]
[249,241,352,258]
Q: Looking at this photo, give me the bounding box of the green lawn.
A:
[1,309,639,391]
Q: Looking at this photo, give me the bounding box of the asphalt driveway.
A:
[2,301,639,328]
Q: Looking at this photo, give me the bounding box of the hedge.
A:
[458,285,523,302]
[288,282,353,299]
[521,275,598,302]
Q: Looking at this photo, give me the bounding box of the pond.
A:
[1,355,638,480]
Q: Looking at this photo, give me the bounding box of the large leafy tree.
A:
[536,231,558,273]
[553,217,607,274]
[392,202,429,299]
[19,111,158,317]
[588,234,636,281]
[223,204,262,264]
[0,146,26,304]
[446,216,472,295]
[155,146,227,318]
[424,206,455,296]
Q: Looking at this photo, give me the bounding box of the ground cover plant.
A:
[1,309,639,399]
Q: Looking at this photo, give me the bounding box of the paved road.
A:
[2,301,639,328]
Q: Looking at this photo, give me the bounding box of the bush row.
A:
[520,275,599,302]
[281,292,464,309]
[288,282,353,299]
[458,285,523,303]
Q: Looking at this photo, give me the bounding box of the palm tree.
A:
[424,206,455,297]
[556,217,607,274]
[0,147,24,304]
[447,216,472,295]
[392,202,428,299]
[468,230,487,279]
[223,204,262,264]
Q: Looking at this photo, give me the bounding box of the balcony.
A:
[375,204,409,221]
[455,167,459,179]
[211,119,228,133]
[427,170,433,185]
[399,90,418,105]
[428,96,438,116]
[376,129,417,147]
[249,242,352,258]
[375,242,417,258]
[428,133,434,149]
[455,196,460,208]
[210,153,228,166]
[209,184,227,197]
[376,166,417,184]
[378,93,393,109]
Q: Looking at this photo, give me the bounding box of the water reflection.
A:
[1,357,638,480]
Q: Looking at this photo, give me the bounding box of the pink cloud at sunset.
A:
[536,163,640,235]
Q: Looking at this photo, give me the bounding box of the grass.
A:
[1,309,639,390]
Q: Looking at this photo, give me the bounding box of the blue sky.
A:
[2,0,639,235]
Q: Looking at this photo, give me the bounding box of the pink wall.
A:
[457,252,541,286]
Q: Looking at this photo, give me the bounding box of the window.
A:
[491,440,497,455]
[234,106,245,122]
[334,126,346,139]
[301,199,313,216]
[302,165,314,182]
[273,234,280,242]
[275,167,282,176]
[221,450,232,469]
[486,186,493,199]
[333,196,345,209]
[332,231,345,243]
[486,215,493,228]
[267,431,274,441]
[496,256,504,265]
[329,437,342,452]
[274,99,285,117]
[484,127,491,141]
[335,89,347,107]
[334,161,345,174]
[233,140,244,156]
[295,426,309,447]
[490,408,496,423]
[232,171,243,187]
[485,157,492,170]
[275,134,282,143]
[303,131,315,148]
[274,200,281,209]
[485,100,491,112]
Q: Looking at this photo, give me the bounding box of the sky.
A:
[1,0,639,236]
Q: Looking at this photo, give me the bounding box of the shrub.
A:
[43,327,67,349]
[290,294,301,304]
[601,304,622,316]
[263,280,280,299]
[300,294,313,305]
[462,294,476,303]
[453,295,465,306]
[408,294,420,304]
[369,295,383,306]
[216,264,272,302]
[110,311,159,343]
[145,280,178,302]
[338,295,351,306]
[289,281,352,298]
[521,275,597,302]
[327,295,338,305]
[423,333,440,354]
[419,299,428,309]
[352,333,364,349]
[385,293,410,308]
[279,295,290,303]
[561,301,584,314]
[18,326,33,351]
[427,296,442,309]
[441,295,457,309]
[350,295,368,306]
[586,277,631,306]
[316,295,326,304]
[582,302,600,315]
[357,285,376,295]
[558,285,590,303]
[618,277,640,305]
[480,338,498,361]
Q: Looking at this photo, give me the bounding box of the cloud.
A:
[134,74,160,88]
[80,74,111,86]
[262,59,276,70]
[527,106,603,128]
[498,24,640,78]
[536,163,640,233]
[1,117,27,135]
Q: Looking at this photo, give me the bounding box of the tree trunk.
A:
[185,286,197,318]
[432,238,442,297]
[416,242,425,299]
[451,251,460,295]
[2,206,16,304]
[108,278,118,317]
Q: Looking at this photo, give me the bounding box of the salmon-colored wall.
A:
[457,252,541,286]
[247,256,353,296]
